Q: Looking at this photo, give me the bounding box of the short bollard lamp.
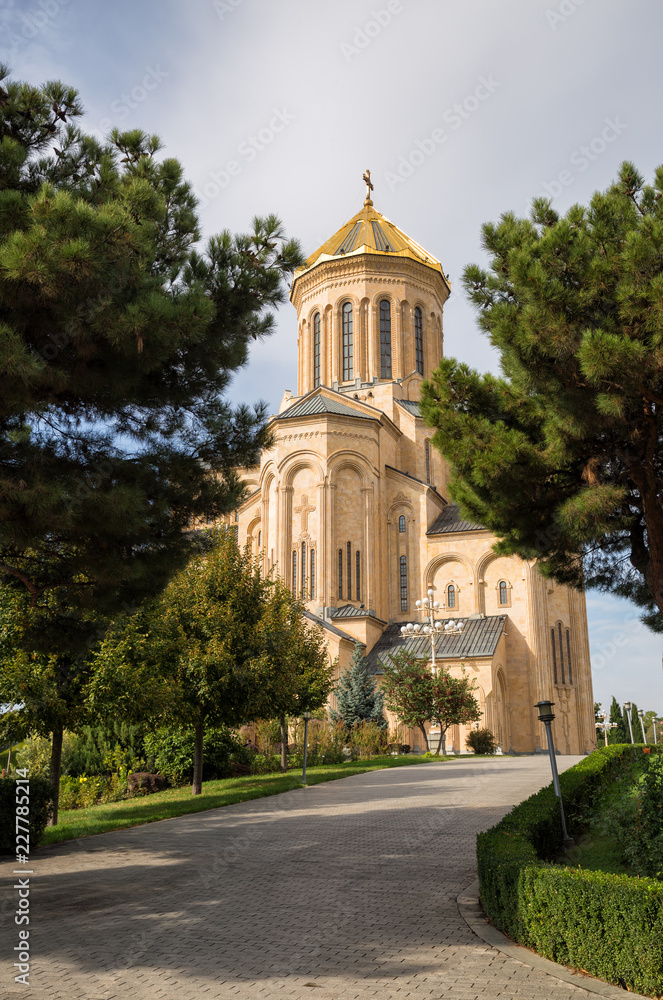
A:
[623,701,635,744]
[534,700,574,849]
[301,712,311,786]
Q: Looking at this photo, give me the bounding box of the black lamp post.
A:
[534,700,574,849]
[302,712,311,786]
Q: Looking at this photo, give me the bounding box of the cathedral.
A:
[229,176,596,755]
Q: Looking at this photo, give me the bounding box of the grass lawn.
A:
[41,754,445,846]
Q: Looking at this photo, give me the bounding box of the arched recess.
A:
[424,551,477,613]
[281,454,325,489]
[335,293,361,383]
[493,668,509,750]
[477,549,519,615]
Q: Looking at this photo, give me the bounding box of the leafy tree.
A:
[330,642,386,732]
[251,579,334,771]
[0,69,302,812]
[421,162,663,629]
[91,528,272,795]
[608,695,628,744]
[380,650,433,749]
[430,668,481,754]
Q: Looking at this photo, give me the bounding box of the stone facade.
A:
[227,193,596,755]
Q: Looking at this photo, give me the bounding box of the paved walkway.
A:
[0,756,614,1000]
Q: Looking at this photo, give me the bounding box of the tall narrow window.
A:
[258,530,261,549]
[499,581,508,605]
[313,312,321,387]
[447,583,455,609]
[414,306,424,375]
[566,629,573,684]
[399,514,406,533]
[292,551,297,594]
[400,556,408,611]
[338,549,343,598]
[342,302,353,381]
[379,299,392,378]
[301,541,306,598]
[310,549,316,600]
[356,550,361,602]
[347,541,352,598]
[551,627,558,684]
[558,621,565,684]
[425,440,431,484]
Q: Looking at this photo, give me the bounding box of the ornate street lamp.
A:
[623,701,635,744]
[301,711,311,785]
[534,700,574,849]
[637,708,647,743]
[595,711,617,747]
[400,588,464,673]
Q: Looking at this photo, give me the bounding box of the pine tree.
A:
[608,695,628,744]
[420,162,663,629]
[330,643,386,730]
[0,70,302,817]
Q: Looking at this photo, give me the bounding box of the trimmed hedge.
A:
[477,745,663,997]
[0,776,52,853]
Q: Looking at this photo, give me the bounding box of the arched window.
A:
[301,541,306,598]
[551,627,558,684]
[425,440,431,484]
[313,312,321,388]
[258,530,261,549]
[347,541,352,598]
[379,299,392,378]
[292,550,297,594]
[398,514,406,533]
[310,549,316,600]
[447,584,456,609]
[338,548,343,598]
[558,621,566,685]
[498,580,508,605]
[566,629,573,684]
[356,550,361,602]
[414,307,424,375]
[342,302,353,381]
[400,556,408,611]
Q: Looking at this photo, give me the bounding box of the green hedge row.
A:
[477,745,663,997]
[0,776,52,853]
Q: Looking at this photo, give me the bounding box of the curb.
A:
[456,879,652,1000]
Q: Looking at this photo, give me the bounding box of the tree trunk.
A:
[47,725,63,827]
[418,724,428,753]
[192,720,204,796]
[436,728,447,755]
[280,714,288,772]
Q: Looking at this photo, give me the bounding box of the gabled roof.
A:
[330,604,376,619]
[427,504,486,535]
[365,615,507,674]
[395,399,421,417]
[303,610,362,645]
[277,393,374,421]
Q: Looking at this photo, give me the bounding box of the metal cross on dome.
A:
[363,168,374,203]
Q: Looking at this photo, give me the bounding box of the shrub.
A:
[614,754,663,879]
[465,728,498,755]
[477,745,663,996]
[348,720,389,759]
[14,732,78,778]
[143,725,244,784]
[0,776,52,853]
[289,719,347,767]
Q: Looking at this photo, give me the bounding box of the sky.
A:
[3,0,663,718]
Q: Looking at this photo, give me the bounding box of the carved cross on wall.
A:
[294,494,316,534]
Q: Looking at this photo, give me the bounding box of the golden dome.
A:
[293,194,447,285]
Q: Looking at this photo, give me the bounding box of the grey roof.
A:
[395,399,421,417]
[303,610,362,644]
[427,504,486,535]
[277,394,375,421]
[365,615,507,674]
[330,604,375,619]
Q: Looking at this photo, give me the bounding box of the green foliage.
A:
[380,650,435,744]
[477,745,663,995]
[143,725,244,785]
[330,643,386,729]
[0,776,52,852]
[420,162,663,627]
[615,754,663,879]
[608,694,629,744]
[289,719,347,766]
[15,732,78,777]
[347,719,389,759]
[465,727,498,755]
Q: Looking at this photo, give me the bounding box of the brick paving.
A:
[0,756,604,1000]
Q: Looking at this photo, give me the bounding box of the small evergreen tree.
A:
[608,695,628,744]
[330,643,386,730]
